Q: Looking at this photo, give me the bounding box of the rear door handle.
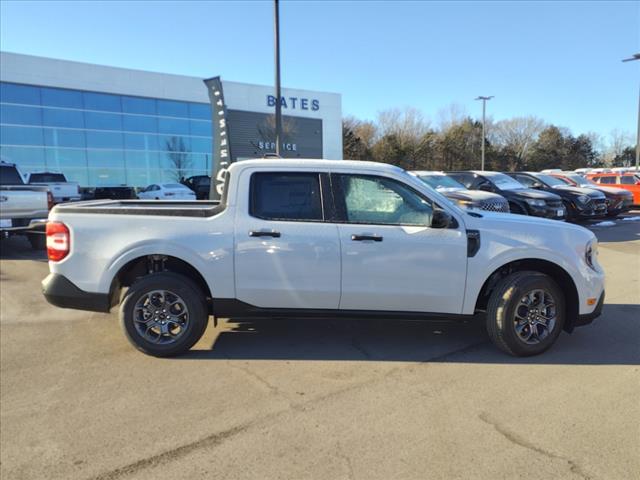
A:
[351,234,383,242]
[249,230,281,238]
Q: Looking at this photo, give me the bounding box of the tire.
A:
[27,233,46,250]
[119,272,209,357]
[486,271,565,356]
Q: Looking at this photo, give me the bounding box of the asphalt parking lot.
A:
[1,214,639,480]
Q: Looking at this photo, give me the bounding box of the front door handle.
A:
[351,234,383,242]
[249,230,281,238]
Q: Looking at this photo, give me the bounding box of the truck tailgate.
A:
[0,186,49,219]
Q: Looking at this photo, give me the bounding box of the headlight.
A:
[576,195,589,204]
[525,199,546,207]
[585,239,598,271]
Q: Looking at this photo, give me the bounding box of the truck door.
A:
[332,173,468,314]
[234,170,341,309]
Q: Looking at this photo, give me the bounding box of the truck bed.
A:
[52,199,224,218]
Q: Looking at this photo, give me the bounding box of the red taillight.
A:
[47,191,54,211]
[46,222,70,262]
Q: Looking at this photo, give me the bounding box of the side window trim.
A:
[248,171,328,223]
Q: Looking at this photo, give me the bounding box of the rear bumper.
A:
[42,273,111,313]
[0,218,47,233]
[574,291,605,328]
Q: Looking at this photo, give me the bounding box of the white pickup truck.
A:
[26,172,81,204]
[42,159,605,357]
[1,161,52,249]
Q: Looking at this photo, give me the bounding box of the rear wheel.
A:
[119,272,209,357]
[27,233,46,250]
[486,271,565,356]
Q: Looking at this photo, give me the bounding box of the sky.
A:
[0,0,638,141]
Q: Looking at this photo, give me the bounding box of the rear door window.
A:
[598,176,616,184]
[620,176,637,185]
[250,172,323,221]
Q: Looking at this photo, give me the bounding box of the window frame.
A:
[330,172,439,227]
[248,171,331,223]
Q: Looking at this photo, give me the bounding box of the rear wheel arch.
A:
[475,258,579,332]
[109,255,213,313]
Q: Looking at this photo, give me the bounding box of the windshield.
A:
[535,173,569,187]
[482,172,524,190]
[417,174,465,190]
[0,165,24,185]
[563,173,595,187]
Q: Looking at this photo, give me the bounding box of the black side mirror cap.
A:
[431,209,452,229]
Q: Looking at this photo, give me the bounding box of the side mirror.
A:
[478,183,493,192]
[431,209,452,229]
[531,181,543,189]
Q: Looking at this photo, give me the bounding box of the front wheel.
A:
[119,272,209,357]
[486,271,565,356]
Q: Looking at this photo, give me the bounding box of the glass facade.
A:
[0,82,213,187]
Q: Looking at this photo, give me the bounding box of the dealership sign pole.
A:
[204,76,233,200]
[274,0,282,156]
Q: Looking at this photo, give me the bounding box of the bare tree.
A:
[436,103,467,131]
[604,129,633,165]
[165,136,192,182]
[490,116,546,170]
[377,107,430,144]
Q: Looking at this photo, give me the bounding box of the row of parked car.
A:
[2,159,639,251]
[410,170,639,222]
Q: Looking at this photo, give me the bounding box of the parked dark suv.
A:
[182,175,211,200]
[448,171,566,220]
[507,172,607,222]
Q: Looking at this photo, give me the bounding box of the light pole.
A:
[622,53,639,170]
[475,96,493,170]
[274,0,282,156]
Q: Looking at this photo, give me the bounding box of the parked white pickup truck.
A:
[42,159,605,357]
[26,172,81,204]
[1,161,52,249]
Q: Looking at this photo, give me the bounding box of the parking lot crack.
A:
[479,412,592,480]
[88,422,251,480]
[230,362,290,400]
[335,443,356,480]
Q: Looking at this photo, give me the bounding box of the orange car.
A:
[586,173,640,205]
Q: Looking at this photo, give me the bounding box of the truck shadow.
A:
[0,236,47,262]
[182,304,639,365]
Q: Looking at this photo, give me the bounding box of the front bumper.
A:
[528,204,566,220]
[42,273,111,313]
[574,290,605,327]
[573,199,608,218]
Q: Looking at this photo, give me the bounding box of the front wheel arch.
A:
[475,259,579,332]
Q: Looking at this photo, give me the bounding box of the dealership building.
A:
[0,52,342,187]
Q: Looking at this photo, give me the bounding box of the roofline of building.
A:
[0,51,341,103]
